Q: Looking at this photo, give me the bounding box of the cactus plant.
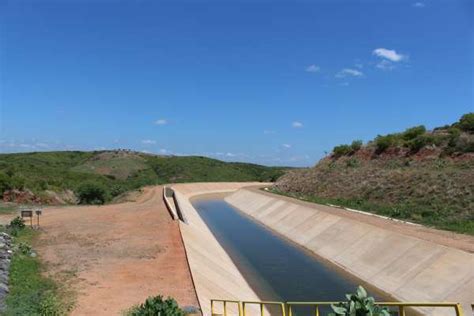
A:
[328,286,390,316]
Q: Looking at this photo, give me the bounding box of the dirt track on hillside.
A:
[36,186,199,315]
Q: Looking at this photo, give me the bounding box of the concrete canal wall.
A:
[225,188,474,316]
[171,183,266,316]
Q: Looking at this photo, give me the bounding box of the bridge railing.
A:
[211,299,465,316]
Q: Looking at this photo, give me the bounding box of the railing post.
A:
[315,305,320,316]
[280,303,286,316]
[397,305,405,316]
[223,301,227,316]
[260,303,264,316]
[454,303,464,316]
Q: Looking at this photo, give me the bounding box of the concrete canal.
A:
[193,199,384,314]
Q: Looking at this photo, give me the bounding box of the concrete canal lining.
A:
[171,183,266,316]
[224,188,474,316]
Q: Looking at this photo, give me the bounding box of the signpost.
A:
[20,209,33,227]
[20,207,42,228]
[35,208,42,227]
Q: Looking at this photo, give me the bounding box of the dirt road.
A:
[36,186,199,315]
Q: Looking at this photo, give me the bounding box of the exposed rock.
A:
[0,233,12,312]
[2,189,41,204]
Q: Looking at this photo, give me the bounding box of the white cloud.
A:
[373,48,406,62]
[376,59,396,71]
[412,2,425,8]
[154,119,168,125]
[292,121,304,128]
[141,139,156,145]
[354,63,363,69]
[305,64,320,73]
[282,144,292,149]
[335,68,364,78]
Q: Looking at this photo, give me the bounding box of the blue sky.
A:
[0,0,472,166]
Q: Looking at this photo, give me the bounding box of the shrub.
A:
[18,242,32,255]
[374,134,399,153]
[402,125,426,141]
[0,172,12,197]
[458,113,474,132]
[76,182,108,205]
[9,216,26,230]
[333,145,352,157]
[350,140,363,152]
[127,296,185,316]
[346,158,360,168]
[447,127,461,147]
[329,286,390,316]
[110,184,125,197]
[10,175,26,190]
[406,135,435,153]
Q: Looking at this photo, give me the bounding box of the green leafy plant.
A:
[9,216,26,230]
[328,286,390,316]
[127,295,185,316]
[18,242,32,255]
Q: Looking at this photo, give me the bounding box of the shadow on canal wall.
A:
[224,188,473,316]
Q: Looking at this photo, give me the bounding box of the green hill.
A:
[274,113,474,235]
[0,150,288,204]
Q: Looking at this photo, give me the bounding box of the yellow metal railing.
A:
[211,300,465,316]
[287,302,464,316]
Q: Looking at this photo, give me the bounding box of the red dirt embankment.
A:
[36,186,199,315]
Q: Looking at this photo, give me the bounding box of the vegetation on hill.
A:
[0,151,287,205]
[274,113,474,235]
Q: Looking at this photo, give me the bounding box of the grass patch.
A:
[2,227,71,315]
[0,203,17,215]
[267,188,474,235]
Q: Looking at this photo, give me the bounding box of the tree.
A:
[76,182,108,205]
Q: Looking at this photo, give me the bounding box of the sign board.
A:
[21,210,33,218]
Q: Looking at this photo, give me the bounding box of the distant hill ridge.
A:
[274,113,474,234]
[0,151,287,205]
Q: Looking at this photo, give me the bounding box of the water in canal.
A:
[193,199,383,315]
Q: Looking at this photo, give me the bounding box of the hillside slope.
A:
[274,113,474,234]
[0,150,287,204]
